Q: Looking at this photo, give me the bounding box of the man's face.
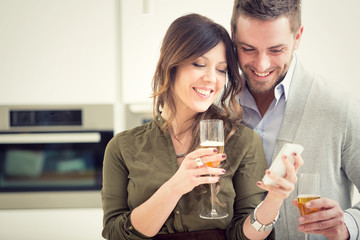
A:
[233,15,303,94]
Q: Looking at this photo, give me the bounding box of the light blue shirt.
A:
[239,57,295,167]
[239,56,358,240]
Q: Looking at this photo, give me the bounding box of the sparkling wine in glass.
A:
[297,173,320,240]
[199,119,228,219]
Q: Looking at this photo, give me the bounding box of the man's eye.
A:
[241,47,254,52]
[270,49,283,54]
[193,63,205,68]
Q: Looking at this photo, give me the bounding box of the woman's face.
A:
[173,42,227,116]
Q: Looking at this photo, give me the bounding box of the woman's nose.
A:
[203,69,216,83]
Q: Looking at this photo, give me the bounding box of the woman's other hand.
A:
[257,153,304,200]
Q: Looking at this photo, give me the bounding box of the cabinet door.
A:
[120,0,234,105]
[0,0,117,105]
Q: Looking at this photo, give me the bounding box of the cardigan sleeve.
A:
[342,96,360,239]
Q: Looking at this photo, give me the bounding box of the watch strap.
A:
[250,201,279,232]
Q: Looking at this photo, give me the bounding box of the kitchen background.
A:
[0,0,359,239]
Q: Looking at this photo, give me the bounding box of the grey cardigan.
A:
[273,60,360,239]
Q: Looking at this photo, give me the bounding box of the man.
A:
[231,0,360,239]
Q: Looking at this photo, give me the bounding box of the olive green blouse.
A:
[101,118,268,240]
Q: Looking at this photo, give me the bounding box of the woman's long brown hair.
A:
[152,13,243,153]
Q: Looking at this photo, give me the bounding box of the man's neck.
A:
[250,88,275,117]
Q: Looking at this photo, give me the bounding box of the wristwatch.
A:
[250,201,279,232]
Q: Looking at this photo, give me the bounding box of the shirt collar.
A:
[239,54,297,105]
[280,54,296,101]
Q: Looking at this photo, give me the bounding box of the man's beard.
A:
[244,72,286,95]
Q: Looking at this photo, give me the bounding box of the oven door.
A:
[0,131,113,208]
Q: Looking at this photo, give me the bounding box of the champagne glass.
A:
[199,119,228,219]
[297,173,320,240]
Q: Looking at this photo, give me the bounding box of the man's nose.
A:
[254,52,271,73]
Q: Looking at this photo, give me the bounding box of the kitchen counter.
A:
[0,208,105,240]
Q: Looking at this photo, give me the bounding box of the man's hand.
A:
[292,198,350,240]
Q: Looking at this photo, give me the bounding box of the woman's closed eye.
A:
[217,68,226,74]
[192,62,205,68]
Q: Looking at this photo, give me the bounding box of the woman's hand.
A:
[170,148,227,196]
[257,153,304,200]
[243,153,304,238]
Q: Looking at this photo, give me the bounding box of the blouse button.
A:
[128,226,134,230]
[175,210,180,215]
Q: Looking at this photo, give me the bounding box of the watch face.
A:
[264,225,273,232]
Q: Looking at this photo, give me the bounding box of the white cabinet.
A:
[120,0,234,105]
[0,0,118,105]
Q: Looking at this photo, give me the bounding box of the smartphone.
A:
[262,143,304,186]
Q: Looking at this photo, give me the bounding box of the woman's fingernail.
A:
[222,154,227,159]
[293,152,297,156]
[266,170,271,175]
[213,149,218,153]
[222,169,226,173]
[256,181,261,186]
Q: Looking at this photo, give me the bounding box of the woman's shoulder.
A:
[224,123,266,172]
[227,123,262,149]
[233,123,259,139]
[111,120,159,145]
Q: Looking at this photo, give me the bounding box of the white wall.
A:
[120,0,234,105]
[297,0,360,99]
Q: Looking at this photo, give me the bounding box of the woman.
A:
[101,13,302,240]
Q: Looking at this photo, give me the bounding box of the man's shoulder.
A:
[292,61,352,102]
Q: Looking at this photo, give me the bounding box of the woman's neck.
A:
[161,105,195,159]
[161,105,195,135]
[169,125,192,164]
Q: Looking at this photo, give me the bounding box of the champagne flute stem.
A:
[305,233,309,240]
[210,180,217,215]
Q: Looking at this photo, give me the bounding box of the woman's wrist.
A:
[254,193,283,225]
[265,191,285,205]
[162,178,184,200]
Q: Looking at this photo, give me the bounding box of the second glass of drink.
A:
[297,173,320,240]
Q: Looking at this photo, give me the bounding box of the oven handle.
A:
[0,132,101,144]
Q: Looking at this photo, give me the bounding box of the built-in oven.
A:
[0,104,113,209]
